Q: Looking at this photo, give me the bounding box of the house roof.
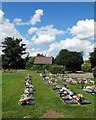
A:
[34,56,52,64]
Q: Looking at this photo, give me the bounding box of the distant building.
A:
[34,56,52,65]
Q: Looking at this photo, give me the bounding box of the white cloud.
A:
[69,19,94,40]
[28,27,38,34]
[0,10,4,24]
[1,19,21,39]
[13,18,23,25]
[27,48,46,57]
[13,9,43,26]
[46,37,94,60]
[32,34,55,45]
[29,25,64,45]
[30,9,43,25]
[13,18,29,26]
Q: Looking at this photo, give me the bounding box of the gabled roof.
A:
[34,56,52,64]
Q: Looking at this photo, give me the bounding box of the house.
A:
[34,56,52,65]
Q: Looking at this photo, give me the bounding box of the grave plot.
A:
[53,86,92,105]
[82,85,96,96]
[18,75,35,105]
[38,72,57,85]
[57,74,94,85]
[69,77,96,96]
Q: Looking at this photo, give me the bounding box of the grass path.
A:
[2,70,95,118]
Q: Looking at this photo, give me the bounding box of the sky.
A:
[0,2,94,60]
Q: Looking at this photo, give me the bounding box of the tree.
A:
[2,37,26,69]
[25,57,35,69]
[37,53,45,57]
[55,49,83,72]
[89,48,96,68]
[52,56,55,64]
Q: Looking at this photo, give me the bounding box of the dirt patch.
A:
[41,110,64,118]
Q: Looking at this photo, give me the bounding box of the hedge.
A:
[81,62,91,72]
[49,65,65,74]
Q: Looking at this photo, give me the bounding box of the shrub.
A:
[43,64,50,70]
[49,65,65,74]
[92,67,96,77]
[25,62,32,69]
[25,57,34,69]
[30,65,44,71]
[81,62,91,72]
[92,66,96,71]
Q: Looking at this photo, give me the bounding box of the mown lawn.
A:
[2,70,95,118]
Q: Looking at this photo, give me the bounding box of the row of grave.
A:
[18,75,35,105]
[38,72,96,96]
[56,74,94,84]
[53,86,92,105]
[38,72,95,104]
[38,72,94,85]
[56,74,96,96]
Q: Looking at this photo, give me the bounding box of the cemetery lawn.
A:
[2,70,95,118]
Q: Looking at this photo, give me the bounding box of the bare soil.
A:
[41,110,64,118]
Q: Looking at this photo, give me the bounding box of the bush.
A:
[43,64,50,70]
[92,66,96,71]
[25,57,34,69]
[81,62,91,72]
[30,65,44,71]
[25,62,32,69]
[92,67,96,77]
[49,65,65,74]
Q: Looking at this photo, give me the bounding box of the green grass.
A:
[0,70,2,120]
[2,70,95,118]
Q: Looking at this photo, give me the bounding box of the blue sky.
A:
[3,2,94,27]
[0,2,94,59]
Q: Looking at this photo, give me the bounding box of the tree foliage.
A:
[89,48,96,68]
[92,66,96,78]
[81,61,91,72]
[55,49,83,72]
[49,65,65,74]
[37,53,45,57]
[25,57,35,69]
[2,37,26,69]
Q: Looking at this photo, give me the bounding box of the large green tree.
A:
[55,49,83,72]
[2,37,26,69]
[25,57,35,69]
[89,48,96,68]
